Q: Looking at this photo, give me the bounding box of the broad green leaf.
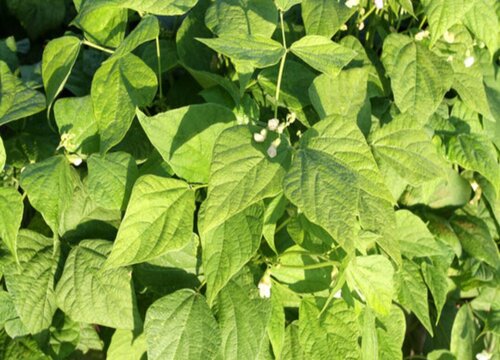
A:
[79,0,199,16]
[202,202,264,304]
[464,0,499,57]
[299,297,361,360]
[447,133,500,195]
[0,291,16,329]
[0,61,46,125]
[382,34,453,124]
[309,68,368,118]
[202,125,290,233]
[275,0,301,11]
[4,230,57,334]
[345,255,394,315]
[54,96,99,155]
[0,136,5,171]
[301,0,356,38]
[450,304,479,359]
[41,36,81,110]
[91,53,157,152]
[205,0,278,37]
[450,215,500,268]
[368,113,446,186]
[145,289,221,360]
[20,155,79,233]
[137,104,236,183]
[0,187,23,261]
[395,210,444,259]
[215,270,271,359]
[395,260,433,335]
[105,175,195,268]
[421,257,449,322]
[282,322,304,359]
[73,5,127,48]
[197,35,284,68]
[87,152,138,211]
[422,0,476,46]
[56,240,139,329]
[267,283,285,358]
[361,308,378,360]
[290,35,356,77]
[112,15,159,58]
[377,305,406,359]
[107,330,147,360]
[283,115,400,261]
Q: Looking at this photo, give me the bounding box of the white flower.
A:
[267,144,277,158]
[345,0,359,8]
[415,30,429,41]
[267,118,280,131]
[443,31,455,44]
[374,0,384,9]
[333,290,342,299]
[258,274,272,298]
[476,351,492,360]
[358,22,365,31]
[67,154,83,167]
[277,123,286,134]
[471,181,479,192]
[464,55,475,68]
[253,128,267,142]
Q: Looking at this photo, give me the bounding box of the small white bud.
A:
[415,30,429,41]
[478,41,485,48]
[267,144,277,158]
[447,55,454,62]
[358,22,365,31]
[67,154,83,167]
[359,8,366,16]
[443,31,455,44]
[277,123,286,134]
[374,0,384,9]
[258,274,272,298]
[471,181,479,192]
[286,112,296,125]
[333,290,342,299]
[272,137,281,147]
[464,56,475,68]
[267,118,280,131]
[345,0,359,8]
[340,24,348,31]
[476,351,492,360]
[253,129,267,142]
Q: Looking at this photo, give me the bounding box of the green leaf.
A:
[105,175,195,268]
[464,0,499,57]
[267,284,285,358]
[345,255,395,315]
[205,0,278,37]
[382,34,453,124]
[91,53,157,152]
[282,322,304,359]
[107,330,147,360]
[145,289,221,360]
[0,136,5,172]
[87,152,138,211]
[368,113,446,186]
[112,15,159,58]
[308,67,368,118]
[447,133,500,196]
[197,35,285,68]
[0,61,46,125]
[4,230,57,334]
[299,297,361,359]
[0,187,23,261]
[301,0,356,38]
[361,307,378,360]
[137,104,236,183]
[202,125,290,233]
[275,0,301,12]
[202,202,264,304]
[421,257,449,322]
[290,35,356,77]
[41,36,81,110]
[450,304,479,359]
[215,269,271,359]
[422,0,476,46]
[377,305,406,359]
[54,96,100,155]
[283,115,400,261]
[450,215,500,268]
[20,155,79,233]
[56,240,139,329]
[79,0,199,16]
[396,210,444,259]
[395,260,433,335]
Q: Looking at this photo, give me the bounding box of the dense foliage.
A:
[0,0,499,359]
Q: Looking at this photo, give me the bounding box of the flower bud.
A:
[443,31,455,44]
[345,0,359,8]
[267,144,277,158]
[253,129,267,142]
[464,56,475,68]
[267,118,280,131]
[374,0,384,10]
[258,273,272,298]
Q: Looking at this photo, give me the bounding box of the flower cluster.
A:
[253,113,296,158]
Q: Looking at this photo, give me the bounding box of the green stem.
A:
[82,40,114,54]
[358,6,376,24]
[275,217,291,233]
[274,11,287,119]
[190,183,208,191]
[195,280,207,293]
[276,260,339,271]
[155,36,163,99]
[418,15,427,30]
